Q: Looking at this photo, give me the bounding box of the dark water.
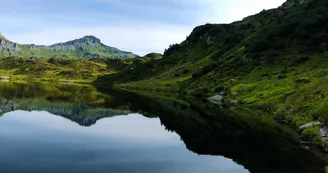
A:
[0,82,326,173]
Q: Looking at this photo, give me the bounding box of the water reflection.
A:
[0,82,326,173]
[0,111,249,173]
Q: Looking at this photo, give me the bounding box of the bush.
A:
[293,56,310,65]
[248,37,270,53]
[314,100,328,124]
[211,51,224,60]
[182,69,189,74]
[214,85,225,92]
[193,87,210,98]
[295,77,310,84]
[301,126,321,144]
[277,74,287,79]
[280,67,288,74]
[192,63,218,79]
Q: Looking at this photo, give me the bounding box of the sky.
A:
[0,0,285,56]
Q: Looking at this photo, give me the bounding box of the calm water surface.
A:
[0,111,248,173]
[0,82,326,173]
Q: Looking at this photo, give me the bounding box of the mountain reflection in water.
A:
[0,82,326,173]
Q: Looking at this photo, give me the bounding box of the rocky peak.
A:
[0,32,19,55]
[76,35,101,44]
[65,35,101,45]
[49,35,102,48]
[44,35,102,52]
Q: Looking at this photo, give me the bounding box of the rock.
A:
[320,126,328,140]
[298,121,322,131]
[208,95,223,105]
[0,36,19,55]
[303,146,310,150]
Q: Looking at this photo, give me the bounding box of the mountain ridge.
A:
[0,34,137,59]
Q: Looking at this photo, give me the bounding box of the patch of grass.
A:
[301,126,321,145]
[0,57,111,83]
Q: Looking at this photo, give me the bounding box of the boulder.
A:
[298,121,321,131]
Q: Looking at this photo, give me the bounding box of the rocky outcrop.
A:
[0,33,19,56]
[43,36,101,51]
[208,95,223,105]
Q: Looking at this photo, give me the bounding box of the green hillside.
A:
[94,0,328,127]
[0,53,160,84]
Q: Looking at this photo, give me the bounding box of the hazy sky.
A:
[0,0,285,55]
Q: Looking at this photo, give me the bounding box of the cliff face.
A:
[0,33,19,56]
[0,34,137,59]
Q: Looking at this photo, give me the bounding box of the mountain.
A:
[0,34,137,59]
[94,0,328,129]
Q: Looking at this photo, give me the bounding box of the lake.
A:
[0,82,326,173]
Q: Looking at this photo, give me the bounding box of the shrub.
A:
[214,85,225,92]
[314,100,328,124]
[192,63,218,79]
[182,69,189,74]
[280,67,288,74]
[301,126,321,144]
[193,87,210,98]
[277,74,287,79]
[295,77,310,84]
[293,56,310,65]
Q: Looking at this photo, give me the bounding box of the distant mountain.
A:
[0,33,137,59]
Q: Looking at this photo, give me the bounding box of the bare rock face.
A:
[0,33,19,56]
[44,35,102,51]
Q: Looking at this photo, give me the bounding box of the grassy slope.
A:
[94,0,328,126]
[0,57,111,83]
[17,44,136,59]
[0,53,161,84]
